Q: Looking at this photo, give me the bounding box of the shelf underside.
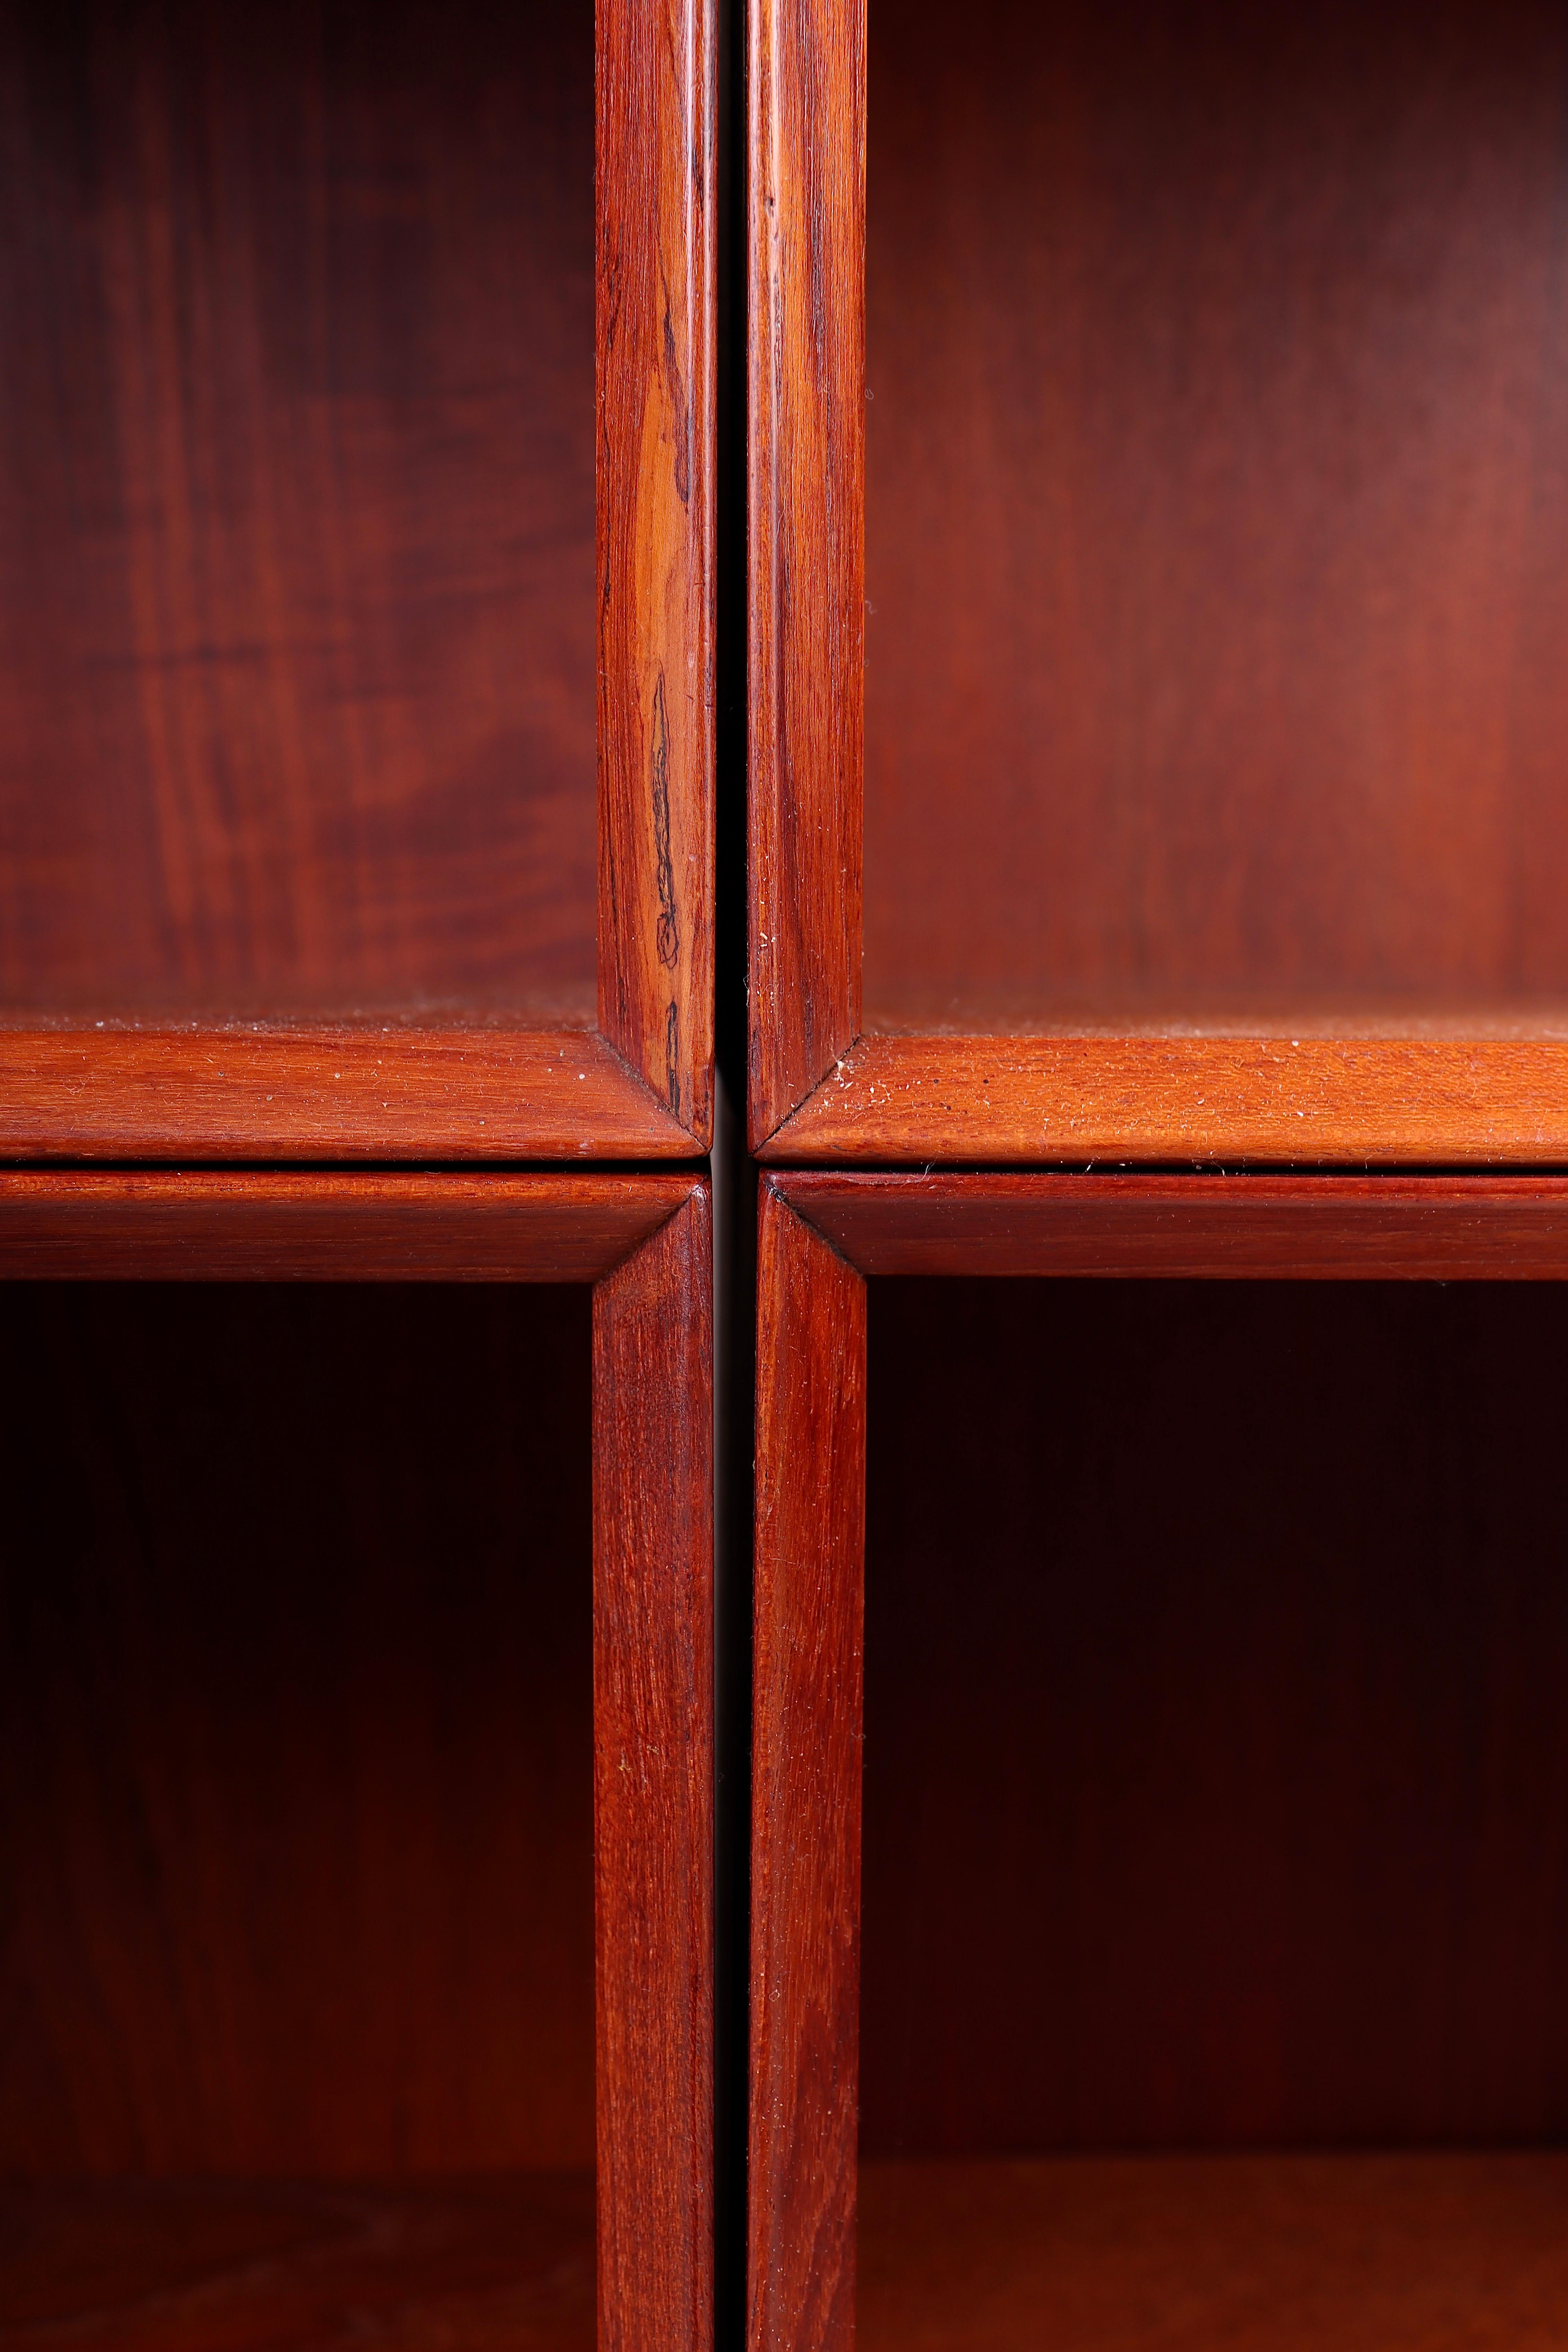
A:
[858,2155,1568,2351]
[0,2175,595,2349]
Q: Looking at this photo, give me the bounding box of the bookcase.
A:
[745,11,1568,2313]
[0,0,714,1158]
[0,1172,712,2351]
[8,0,1568,2346]
[0,2,718,2344]
[752,1174,1568,2352]
[750,0,1568,1161]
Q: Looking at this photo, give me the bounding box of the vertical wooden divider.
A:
[599,0,716,1144]
[594,1188,715,2352]
[748,0,866,1145]
[750,1180,868,2352]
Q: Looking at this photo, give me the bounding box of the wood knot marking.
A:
[663,301,691,506]
[665,1000,680,1115]
[651,672,681,972]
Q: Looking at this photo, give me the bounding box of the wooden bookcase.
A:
[12,2,1568,2349]
[0,0,713,1159]
[752,1172,1568,2352]
[0,1172,712,2352]
[750,0,1568,1161]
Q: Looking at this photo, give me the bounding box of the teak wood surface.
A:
[0,2179,598,2349]
[0,0,713,1160]
[0,1175,713,2352]
[752,1170,1568,2352]
[0,1169,693,1280]
[594,1188,715,2352]
[750,1179,866,2352]
[2,1283,602,2184]
[856,2156,1568,2352]
[773,1169,1568,1279]
[748,0,1568,1164]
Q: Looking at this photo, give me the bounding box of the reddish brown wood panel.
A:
[857,2157,1568,2352]
[0,1282,595,2175]
[772,1171,1568,1280]
[598,0,715,1145]
[0,2176,596,2348]
[0,0,595,1026]
[764,1031,1568,1164]
[594,1187,714,2352]
[863,0,1568,1034]
[748,0,865,1147]
[860,1277,1568,2157]
[0,1171,692,1281]
[0,1023,694,1159]
[750,1182,867,2352]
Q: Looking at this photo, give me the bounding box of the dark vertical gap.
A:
[712,0,755,2344]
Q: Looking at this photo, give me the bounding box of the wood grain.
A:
[861,1277,1568,2155]
[0,0,596,1026]
[771,1171,1568,1279]
[0,1171,694,1281]
[0,1023,694,1159]
[0,2175,596,2348]
[0,0,715,1156]
[864,0,1568,1039]
[594,1187,714,2352]
[749,1180,867,2352]
[598,0,716,1146]
[763,1031,1568,1164]
[0,1282,596,2175]
[857,2156,1568,2352]
[748,0,865,1146]
[749,0,1568,1161]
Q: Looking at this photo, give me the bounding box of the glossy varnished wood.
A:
[749,0,1568,1161]
[0,1024,694,1159]
[594,1187,714,2352]
[857,2157,1568,2352]
[770,1171,1568,1279]
[0,2176,596,2348]
[598,0,715,1141]
[0,0,714,1158]
[0,1170,693,1280]
[749,1172,1568,2351]
[761,1031,1568,1164]
[748,0,864,1143]
[1,1182,713,2352]
[750,1183,866,2352]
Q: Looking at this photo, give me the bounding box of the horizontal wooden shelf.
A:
[0,1025,696,1161]
[0,1170,698,1279]
[0,2175,594,2349]
[770,1170,1568,1279]
[857,2155,1568,2351]
[761,1032,1568,1164]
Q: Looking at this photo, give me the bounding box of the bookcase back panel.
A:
[861,1277,1568,2154]
[0,1282,594,2177]
[864,0,1568,1031]
[0,1,595,1023]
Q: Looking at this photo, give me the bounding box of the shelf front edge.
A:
[760,1034,1568,1166]
[0,1170,701,1280]
[0,1026,697,1161]
[770,1170,1568,1279]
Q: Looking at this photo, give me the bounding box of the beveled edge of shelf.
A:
[0,1169,703,1280]
[0,1024,699,1163]
[758,1031,1568,1167]
[768,1168,1568,1279]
